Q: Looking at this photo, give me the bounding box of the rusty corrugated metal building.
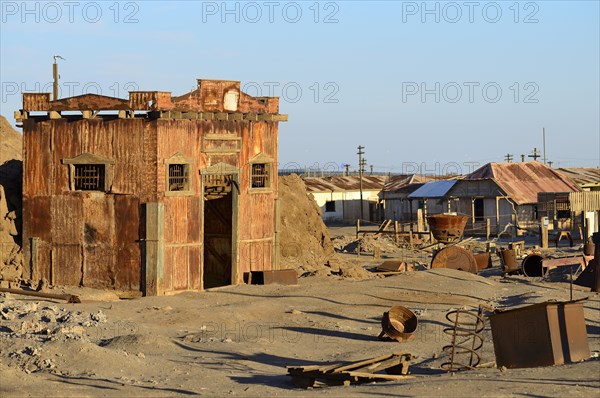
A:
[17,79,287,295]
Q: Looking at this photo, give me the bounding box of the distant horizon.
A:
[2,1,598,169]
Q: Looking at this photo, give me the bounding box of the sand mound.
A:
[0,115,22,163]
[278,174,370,279]
[100,333,175,351]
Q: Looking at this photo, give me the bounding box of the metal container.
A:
[473,252,491,271]
[499,249,519,273]
[381,306,418,342]
[426,214,469,243]
[522,254,547,277]
[490,301,590,369]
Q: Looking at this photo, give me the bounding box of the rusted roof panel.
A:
[557,168,600,186]
[382,174,436,193]
[465,162,581,205]
[303,176,387,192]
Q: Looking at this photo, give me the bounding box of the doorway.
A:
[202,173,237,289]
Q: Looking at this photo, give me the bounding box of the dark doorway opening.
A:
[203,174,235,289]
[474,198,484,223]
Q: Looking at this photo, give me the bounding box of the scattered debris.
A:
[374,260,413,273]
[286,352,414,388]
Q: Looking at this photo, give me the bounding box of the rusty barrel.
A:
[522,254,547,277]
[499,249,519,273]
[381,306,418,342]
[431,246,478,273]
[427,214,469,243]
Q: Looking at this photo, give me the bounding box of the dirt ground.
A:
[1,234,599,397]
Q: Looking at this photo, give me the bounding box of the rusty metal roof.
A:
[556,168,600,186]
[382,174,435,193]
[465,162,581,205]
[303,176,387,193]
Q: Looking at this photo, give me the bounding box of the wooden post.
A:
[592,232,599,292]
[486,218,491,241]
[540,217,549,249]
[495,196,500,235]
[417,209,424,233]
[394,221,399,243]
[356,219,360,240]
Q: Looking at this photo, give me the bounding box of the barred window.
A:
[74,164,105,191]
[251,163,270,189]
[168,164,190,191]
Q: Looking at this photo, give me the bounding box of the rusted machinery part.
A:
[427,214,469,244]
[521,254,547,277]
[0,287,81,303]
[473,252,491,271]
[441,308,486,372]
[380,306,418,342]
[431,246,478,273]
[498,249,520,274]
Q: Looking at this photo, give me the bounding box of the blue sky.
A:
[1,1,599,172]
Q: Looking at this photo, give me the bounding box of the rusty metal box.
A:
[248,269,298,285]
[490,301,590,369]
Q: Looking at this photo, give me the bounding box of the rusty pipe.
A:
[522,254,547,277]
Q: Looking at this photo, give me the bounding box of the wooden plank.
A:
[332,353,404,373]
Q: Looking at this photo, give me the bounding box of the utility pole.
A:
[357,145,365,220]
[344,164,350,176]
[548,161,554,168]
[521,154,526,162]
[370,165,374,175]
[528,147,541,161]
[542,127,547,165]
[52,55,65,101]
[504,153,513,163]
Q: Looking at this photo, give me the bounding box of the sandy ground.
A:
[1,235,599,397]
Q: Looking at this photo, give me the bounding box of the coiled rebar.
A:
[441,307,485,371]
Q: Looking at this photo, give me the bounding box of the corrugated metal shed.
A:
[465,162,581,205]
[408,180,458,198]
[303,176,387,193]
[557,168,600,187]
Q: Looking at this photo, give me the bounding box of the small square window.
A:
[325,201,336,212]
[168,164,190,191]
[74,164,105,191]
[250,163,270,189]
